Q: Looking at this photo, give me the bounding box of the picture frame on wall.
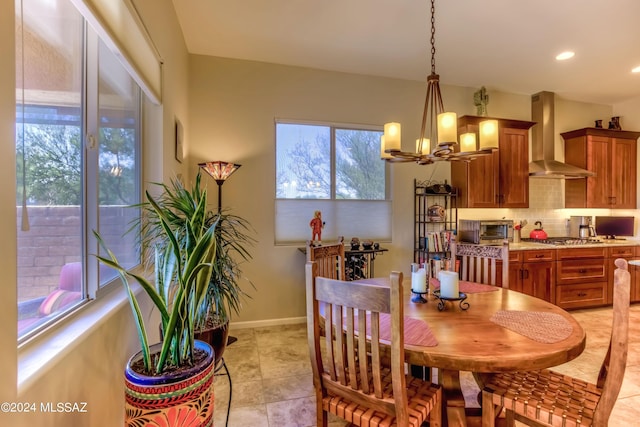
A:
[175,118,184,163]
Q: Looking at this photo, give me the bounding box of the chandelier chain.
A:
[430,0,436,74]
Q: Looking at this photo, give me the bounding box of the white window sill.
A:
[17,282,140,393]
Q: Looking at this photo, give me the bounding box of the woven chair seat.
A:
[323,367,440,427]
[484,369,602,427]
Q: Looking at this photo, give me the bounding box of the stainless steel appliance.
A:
[568,216,596,239]
[459,219,514,245]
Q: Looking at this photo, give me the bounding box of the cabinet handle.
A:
[577,292,587,297]
[535,254,545,258]
[578,269,587,274]
[523,269,529,279]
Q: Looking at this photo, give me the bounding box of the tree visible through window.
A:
[276,123,385,200]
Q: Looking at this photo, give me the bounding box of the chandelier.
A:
[381,0,498,165]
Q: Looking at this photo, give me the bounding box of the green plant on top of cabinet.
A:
[563,127,640,209]
[451,116,535,208]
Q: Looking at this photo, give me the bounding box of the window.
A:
[16,0,142,340]
[275,121,391,244]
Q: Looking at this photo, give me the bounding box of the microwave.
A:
[459,219,514,245]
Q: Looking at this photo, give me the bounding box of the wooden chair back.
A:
[482,258,630,427]
[306,237,345,280]
[305,261,411,424]
[593,257,630,425]
[449,240,509,287]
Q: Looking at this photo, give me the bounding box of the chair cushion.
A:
[484,369,601,426]
[38,289,82,316]
[323,368,440,427]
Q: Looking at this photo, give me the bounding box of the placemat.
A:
[490,310,574,344]
[429,278,499,293]
[348,313,438,347]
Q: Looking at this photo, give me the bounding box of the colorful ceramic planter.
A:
[124,340,215,427]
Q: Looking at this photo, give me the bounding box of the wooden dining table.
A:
[353,278,587,427]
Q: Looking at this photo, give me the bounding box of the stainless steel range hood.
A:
[529,91,595,179]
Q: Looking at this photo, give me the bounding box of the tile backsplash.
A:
[458,179,637,238]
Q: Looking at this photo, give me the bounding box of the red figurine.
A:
[310,210,325,243]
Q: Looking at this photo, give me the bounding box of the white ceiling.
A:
[172,0,640,105]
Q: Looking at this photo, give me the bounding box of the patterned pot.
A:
[124,340,215,427]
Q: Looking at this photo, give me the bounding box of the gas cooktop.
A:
[520,237,603,246]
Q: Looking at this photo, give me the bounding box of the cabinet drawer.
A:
[556,282,607,310]
[556,247,607,260]
[509,251,523,263]
[556,259,607,284]
[608,246,635,258]
[522,249,556,263]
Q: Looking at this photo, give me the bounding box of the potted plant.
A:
[136,173,254,366]
[94,178,221,426]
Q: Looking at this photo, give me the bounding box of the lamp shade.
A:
[198,161,241,183]
[383,122,401,151]
[479,120,499,149]
[437,112,457,144]
[380,135,391,159]
[459,133,477,152]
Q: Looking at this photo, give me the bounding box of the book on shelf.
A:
[423,230,453,252]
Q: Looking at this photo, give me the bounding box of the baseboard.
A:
[230,316,306,330]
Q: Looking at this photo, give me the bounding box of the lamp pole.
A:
[216,180,224,213]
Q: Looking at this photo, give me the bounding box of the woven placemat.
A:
[348,313,438,347]
[490,310,573,343]
[429,278,499,293]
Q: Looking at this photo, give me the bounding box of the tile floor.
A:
[213,305,640,427]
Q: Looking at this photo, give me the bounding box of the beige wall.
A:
[0,1,190,425]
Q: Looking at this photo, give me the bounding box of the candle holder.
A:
[432,290,469,311]
[411,289,428,304]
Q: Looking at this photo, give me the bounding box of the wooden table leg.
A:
[439,368,467,427]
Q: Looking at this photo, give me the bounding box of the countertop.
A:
[509,238,640,251]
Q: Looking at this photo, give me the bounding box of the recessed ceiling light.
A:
[556,51,575,61]
[633,65,640,73]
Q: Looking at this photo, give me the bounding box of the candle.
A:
[439,271,459,298]
[412,265,427,293]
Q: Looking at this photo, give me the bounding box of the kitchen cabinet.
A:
[607,246,636,303]
[563,128,640,209]
[556,247,608,309]
[451,116,535,208]
[505,249,555,303]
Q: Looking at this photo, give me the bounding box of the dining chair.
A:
[305,261,442,427]
[306,236,345,280]
[449,240,509,287]
[481,258,631,427]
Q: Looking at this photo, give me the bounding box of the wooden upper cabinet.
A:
[563,128,640,209]
[451,116,535,208]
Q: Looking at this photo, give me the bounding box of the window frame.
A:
[274,119,391,246]
[16,0,143,343]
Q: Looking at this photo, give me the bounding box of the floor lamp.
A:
[197,160,242,427]
[198,161,242,212]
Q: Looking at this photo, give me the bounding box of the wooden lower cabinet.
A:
[556,247,608,309]
[505,249,555,303]
[503,246,639,309]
